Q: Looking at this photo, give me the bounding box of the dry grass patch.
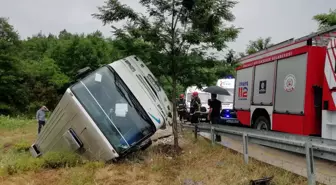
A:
[0,116,321,185]
[91,134,315,185]
[0,133,317,185]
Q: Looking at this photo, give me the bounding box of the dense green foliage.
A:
[0,15,238,116]
[245,37,273,55]
[0,18,125,115]
[313,9,336,31]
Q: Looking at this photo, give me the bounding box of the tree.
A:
[313,9,336,31]
[21,57,69,112]
[46,30,117,78]
[93,0,240,150]
[0,17,29,114]
[215,49,239,77]
[0,17,133,115]
[245,37,272,55]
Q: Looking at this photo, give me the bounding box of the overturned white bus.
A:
[30,55,171,162]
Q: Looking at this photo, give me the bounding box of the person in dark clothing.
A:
[208,94,222,124]
[208,94,222,141]
[190,92,201,124]
[177,94,186,122]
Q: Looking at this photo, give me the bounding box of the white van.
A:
[216,78,235,110]
[185,86,211,121]
[216,77,238,123]
[30,56,169,162]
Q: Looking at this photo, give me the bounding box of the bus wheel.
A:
[254,116,270,131]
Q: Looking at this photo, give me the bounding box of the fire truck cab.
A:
[234,26,336,140]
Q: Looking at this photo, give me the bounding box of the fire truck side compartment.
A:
[252,61,276,105]
[235,46,328,136]
[235,27,336,139]
[234,67,253,110]
[274,53,307,114]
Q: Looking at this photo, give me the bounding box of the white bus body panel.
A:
[32,89,118,161]
[119,55,172,126]
[31,56,169,161]
[109,59,166,129]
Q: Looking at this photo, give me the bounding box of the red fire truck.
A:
[234,26,336,140]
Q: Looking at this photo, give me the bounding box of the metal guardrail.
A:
[182,123,336,185]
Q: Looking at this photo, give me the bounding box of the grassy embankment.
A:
[0,116,318,185]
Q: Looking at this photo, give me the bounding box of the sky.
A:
[0,0,335,54]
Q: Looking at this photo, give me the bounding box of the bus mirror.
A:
[76,67,92,80]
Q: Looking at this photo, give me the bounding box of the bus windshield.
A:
[71,66,156,154]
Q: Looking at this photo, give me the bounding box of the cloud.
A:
[1,0,335,53]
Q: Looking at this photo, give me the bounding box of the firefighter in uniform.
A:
[190,92,201,124]
[177,94,186,122]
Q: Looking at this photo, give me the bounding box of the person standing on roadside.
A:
[190,92,201,124]
[208,93,222,141]
[177,94,187,122]
[36,106,49,134]
[208,94,221,124]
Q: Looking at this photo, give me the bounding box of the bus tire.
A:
[254,116,270,131]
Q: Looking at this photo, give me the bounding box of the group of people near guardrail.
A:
[177,92,222,125]
[177,92,222,141]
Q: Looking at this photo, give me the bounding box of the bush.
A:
[13,140,31,152]
[0,150,85,175]
[7,155,44,174]
[42,151,83,169]
[0,151,44,175]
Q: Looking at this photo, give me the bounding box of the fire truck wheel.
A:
[254,116,270,131]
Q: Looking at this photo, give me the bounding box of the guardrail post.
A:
[194,124,198,139]
[243,133,248,164]
[305,142,316,185]
[211,126,215,145]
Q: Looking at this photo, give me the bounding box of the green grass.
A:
[0,115,35,130]
[12,140,31,152]
[0,115,88,176]
[0,149,86,175]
